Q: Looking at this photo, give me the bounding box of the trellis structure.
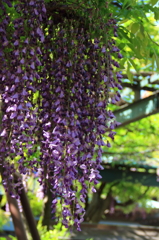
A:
[100,162,159,187]
[114,91,159,128]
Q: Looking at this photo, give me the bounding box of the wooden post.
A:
[134,82,140,101]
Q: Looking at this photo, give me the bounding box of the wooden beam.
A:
[122,82,157,92]
[114,91,159,128]
[122,71,157,78]
[100,168,159,187]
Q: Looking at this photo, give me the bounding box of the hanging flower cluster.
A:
[0,0,123,230]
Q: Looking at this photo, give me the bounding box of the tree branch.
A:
[115,186,149,207]
[97,182,106,195]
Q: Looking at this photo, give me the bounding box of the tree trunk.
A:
[42,187,52,230]
[85,182,121,223]
[85,191,112,223]
[6,191,28,240]
[85,182,149,223]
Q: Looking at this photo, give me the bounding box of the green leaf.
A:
[129,59,139,72]
[119,19,130,24]
[119,27,131,42]
[154,9,159,20]
[140,24,145,38]
[130,37,143,58]
[119,58,126,69]
[154,51,159,69]
[131,23,139,34]
[1,194,7,206]
[150,0,158,6]
[118,43,126,50]
[151,54,156,71]
[123,0,131,8]
[126,62,133,83]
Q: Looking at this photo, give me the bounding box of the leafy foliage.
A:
[9,221,69,240]
[36,221,69,240]
[104,112,159,166]
[108,181,159,214]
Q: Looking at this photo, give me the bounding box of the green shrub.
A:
[36,219,69,240]
[9,219,69,240]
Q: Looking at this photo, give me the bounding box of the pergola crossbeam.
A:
[114,91,159,128]
[100,168,159,187]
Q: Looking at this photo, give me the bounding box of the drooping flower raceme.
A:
[0,0,123,230]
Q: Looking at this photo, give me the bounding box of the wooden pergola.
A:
[100,162,159,187]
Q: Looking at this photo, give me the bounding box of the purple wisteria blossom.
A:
[0,0,123,230]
